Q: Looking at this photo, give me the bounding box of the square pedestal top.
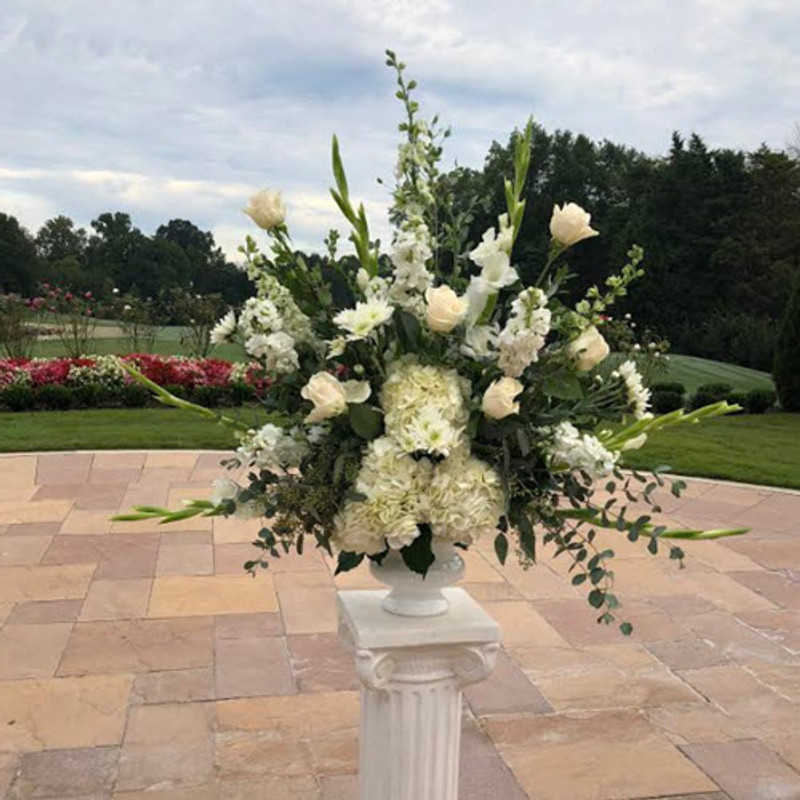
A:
[338,588,501,650]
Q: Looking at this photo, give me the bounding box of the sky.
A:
[2,0,799,260]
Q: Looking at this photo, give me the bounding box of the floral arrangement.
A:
[117,53,746,632]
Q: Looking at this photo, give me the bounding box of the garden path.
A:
[0,451,799,800]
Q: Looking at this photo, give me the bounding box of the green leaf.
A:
[400,524,435,576]
[588,589,605,608]
[349,403,383,440]
[620,621,633,636]
[542,372,583,400]
[494,532,509,565]
[335,551,365,575]
[394,308,421,352]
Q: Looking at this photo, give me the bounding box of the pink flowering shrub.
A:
[0,354,269,411]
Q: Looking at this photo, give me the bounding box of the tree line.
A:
[0,213,253,306]
[2,124,799,370]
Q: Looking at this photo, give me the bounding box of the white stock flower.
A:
[550,203,599,247]
[497,288,551,377]
[301,372,371,424]
[424,285,468,333]
[390,220,434,296]
[239,297,282,337]
[548,422,617,478]
[245,331,299,374]
[566,326,610,371]
[237,423,308,471]
[244,188,286,230]
[615,360,652,420]
[334,298,394,341]
[482,377,523,420]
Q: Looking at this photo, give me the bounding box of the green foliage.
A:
[36,384,73,410]
[0,294,36,358]
[691,383,733,409]
[651,390,684,414]
[774,270,800,412]
[652,381,686,395]
[0,384,34,412]
[744,388,777,414]
[119,383,150,408]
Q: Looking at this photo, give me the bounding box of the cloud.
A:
[2,0,799,260]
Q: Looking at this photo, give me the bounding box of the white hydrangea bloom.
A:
[614,360,652,420]
[334,298,394,342]
[237,423,308,471]
[548,421,618,478]
[497,288,551,377]
[210,310,237,345]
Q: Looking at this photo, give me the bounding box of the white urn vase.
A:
[369,542,465,617]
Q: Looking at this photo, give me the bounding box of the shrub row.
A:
[0,380,260,412]
[650,381,777,415]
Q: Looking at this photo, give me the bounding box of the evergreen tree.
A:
[774,269,800,411]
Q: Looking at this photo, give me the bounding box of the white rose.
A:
[244,188,286,230]
[301,372,371,423]
[482,377,524,420]
[566,326,610,371]
[550,203,599,247]
[424,285,468,333]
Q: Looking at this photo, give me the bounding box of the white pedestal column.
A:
[338,587,500,800]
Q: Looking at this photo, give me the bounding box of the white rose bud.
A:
[550,202,599,247]
[300,372,371,424]
[482,377,524,420]
[244,188,286,230]
[424,285,468,333]
[566,326,610,371]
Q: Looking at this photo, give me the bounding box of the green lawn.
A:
[622,413,800,489]
[661,354,773,393]
[2,407,799,490]
[0,408,238,452]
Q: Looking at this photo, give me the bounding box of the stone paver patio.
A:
[1,450,799,800]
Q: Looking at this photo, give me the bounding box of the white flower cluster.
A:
[210,310,237,346]
[380,361,469,457]
[333,297,394,342]
[614,360,651,420]
[497,288,551,377]
[236,423,308,472]
[68,355,127,389]
[548,421,618,478]
[389,218,434,312]
[333,437,503,554]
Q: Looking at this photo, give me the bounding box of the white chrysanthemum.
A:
[237,423,308,471]
[615,360,652,420]
[210,310,237,346]
[497,288,551,377]
[380,362,469,451]
[245,331,299,374]
[428,451,504,545]
[548,422,618,478]
[334,298,394,342]
[396,404,463,457]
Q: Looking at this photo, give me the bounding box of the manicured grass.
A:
[622,413,800,490]
[661,354,773,394]
[0,408,238,452]
[2,407,799,490]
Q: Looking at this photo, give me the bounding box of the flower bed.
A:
[0,355,268,411]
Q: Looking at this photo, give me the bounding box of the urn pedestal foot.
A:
[338,587,500,800]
